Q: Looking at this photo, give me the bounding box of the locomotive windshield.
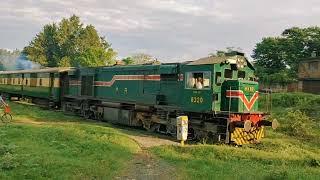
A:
[185,71,211,90]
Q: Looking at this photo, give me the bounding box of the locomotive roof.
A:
[0,67,75,74]
[186,55,255,69]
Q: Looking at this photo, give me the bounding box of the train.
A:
[0,51,278,145]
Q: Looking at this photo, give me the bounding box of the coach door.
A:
[60,72,69,97]
[141,70,160,104]
[80,69,95,97]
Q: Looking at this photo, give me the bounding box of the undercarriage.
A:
[62,96,272,145]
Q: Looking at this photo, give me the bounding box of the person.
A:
[196,77,203,89]
[188,77,196,89]
[0,95,8,107]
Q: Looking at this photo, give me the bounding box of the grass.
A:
[0,102,140,179]
[151,93,320,179]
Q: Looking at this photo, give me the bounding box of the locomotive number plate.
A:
[244,86,255,92]
[191,96,204,104]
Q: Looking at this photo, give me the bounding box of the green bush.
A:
[280,110,312,137]
[0,144,17,156]
[294,98,320,118]
[0,152,19,170]
[271,93,320,108]
[268,93,320,119]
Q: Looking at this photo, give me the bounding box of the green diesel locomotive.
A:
[0,52,277,145]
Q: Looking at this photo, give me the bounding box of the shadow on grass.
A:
[9,101,178,146]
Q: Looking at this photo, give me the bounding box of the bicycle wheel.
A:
[1,113,12,123]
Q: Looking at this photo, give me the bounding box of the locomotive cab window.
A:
[224,69,233,79]
[238,71,246,79]
[215,72,222,86]
[185,71,211,90]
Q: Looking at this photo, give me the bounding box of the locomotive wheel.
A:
[97,113,104,121]
[84,110,94,119]
[147,123,160,132]
[194,129,208,143]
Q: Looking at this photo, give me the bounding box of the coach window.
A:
[186,71,211,90]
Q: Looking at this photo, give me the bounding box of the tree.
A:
[209,47,243,57]
[122,57,134,65]
[23,15,117,67]
[125,53,160,65]
[131,53,154,64]
[209,50,226,57]
[253,26,320,80]
[253,37,287,74]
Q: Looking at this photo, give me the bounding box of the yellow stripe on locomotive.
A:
[231,127,265,145]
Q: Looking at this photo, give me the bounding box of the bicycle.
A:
[1,105,12,123]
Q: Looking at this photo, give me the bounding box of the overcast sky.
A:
[1,0,320,62]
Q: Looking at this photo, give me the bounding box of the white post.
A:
[177,116,188,146]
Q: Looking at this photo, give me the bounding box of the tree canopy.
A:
[122,53,160,65]
[252,26,320,83]
[23,15,117,67]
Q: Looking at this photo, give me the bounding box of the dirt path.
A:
[117,149,177,180]
[127,134,179,148]
[117,130,179,180]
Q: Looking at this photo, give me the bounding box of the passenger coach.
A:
[0,68,75,106]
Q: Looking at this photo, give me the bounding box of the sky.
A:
[1,0,320,62]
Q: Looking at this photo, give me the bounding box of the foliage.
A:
[265,93,320,139]
[209,47,243,57]
[253,26,320,81]
[125,53,160,65]
[23,15,117,67]
[270,93,320,118]
[280,110,312,137]
[209,50,227,57]
[1,153,19,170]
[122,57,134,65]
[256,68,295,85]
[121,53,160,65]
[253,37,287,74]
